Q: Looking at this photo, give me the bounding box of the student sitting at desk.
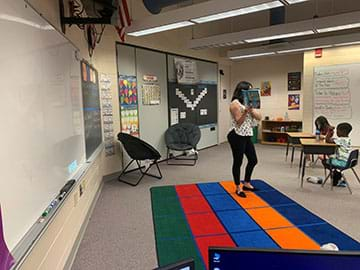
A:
[322,122,353,187]
[306,116,334,167]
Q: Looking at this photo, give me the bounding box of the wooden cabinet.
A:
[261,120,302,145]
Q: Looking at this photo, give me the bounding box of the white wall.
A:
[231,54,304,130]
[218,64,232,143]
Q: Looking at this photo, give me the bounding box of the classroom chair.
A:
[165,123,201,166]
[322,149,360,194]
[117,133,162,186]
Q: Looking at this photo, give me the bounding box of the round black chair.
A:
[165,123,201,166]
[117,133,162,186]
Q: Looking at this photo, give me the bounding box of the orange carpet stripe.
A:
[246,207,293,229]
[220,181,320,250]
[220,181,268,209]
[267,228,320,250]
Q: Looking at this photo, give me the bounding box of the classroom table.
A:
[299,138,337,188]
[286,132,315,166]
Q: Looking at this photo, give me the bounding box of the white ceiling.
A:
[127,0,360,58]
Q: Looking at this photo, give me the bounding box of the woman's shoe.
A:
[236,190,246,198]
[243,186,258,191]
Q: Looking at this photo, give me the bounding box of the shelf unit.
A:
[261,120,302,146]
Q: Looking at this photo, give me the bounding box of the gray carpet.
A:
[71,143,360,270]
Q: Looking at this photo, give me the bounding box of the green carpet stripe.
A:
[150,186,178,198]
[151,186,205,269]
[152,196,184,217]
[156,238,204,270]
[154,215,193,239]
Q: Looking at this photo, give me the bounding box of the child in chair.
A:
[323,122,352,187]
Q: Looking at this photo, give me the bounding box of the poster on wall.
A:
[260,81,271,96]
[119,75,139,136]
[100,74,115,156]
[174,57,199,84]
[288,94,300,110]
[288,72,301,91]
[142,75,161,105]
[0,206,15,270]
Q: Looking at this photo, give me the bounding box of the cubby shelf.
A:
[261,120,302,146]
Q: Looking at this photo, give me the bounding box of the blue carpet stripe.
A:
[300,224,360,251]
[273,204,326,226]
[231,230,280,248]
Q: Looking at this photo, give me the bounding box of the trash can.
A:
[251,126,258,144]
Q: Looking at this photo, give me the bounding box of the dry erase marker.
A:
[58,191,66,201]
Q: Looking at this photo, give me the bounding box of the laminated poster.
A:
[119,75,139,136]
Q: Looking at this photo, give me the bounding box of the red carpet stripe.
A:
[176,184,236,269]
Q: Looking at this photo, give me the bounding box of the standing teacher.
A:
[228,81,262,198]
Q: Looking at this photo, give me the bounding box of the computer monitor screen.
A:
[153,258,194,270]
[209,247,360,270]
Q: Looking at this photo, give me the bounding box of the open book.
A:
[242,89,261,109]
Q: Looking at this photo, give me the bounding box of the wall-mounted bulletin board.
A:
[81,61,103,159]
[168,55,218,149]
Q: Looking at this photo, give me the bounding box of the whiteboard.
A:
[313,64,360,146]
[0,0,85,250]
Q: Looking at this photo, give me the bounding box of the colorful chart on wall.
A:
[119,75,139,136]
[288,94,300,110]
[261,81,271,96]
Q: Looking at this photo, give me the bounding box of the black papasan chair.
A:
[117,132,162,186]
[165,123,201,166]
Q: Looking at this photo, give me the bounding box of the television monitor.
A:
[209,247,360,270]
[153,258,194,270]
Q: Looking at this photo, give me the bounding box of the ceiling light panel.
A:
[191,1,283,24]
[230,52,276,59]
[285,0,310,4]
[245,30,314,43]
[127,21,194,36]
[317,23,360,33]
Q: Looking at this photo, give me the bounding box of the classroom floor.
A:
[71,143,360,270]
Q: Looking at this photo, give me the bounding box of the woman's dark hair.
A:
[232,81,253,103]
[315,116,330,133]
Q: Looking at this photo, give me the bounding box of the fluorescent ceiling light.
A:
[317,23,360,33]
[334,41,360,47]
[277,45,333,54]
[191,1,283,24]
[230,52,275,59]
[285,0,309,4]
[0,14,54,30]
[245,30,314,43]
[127,21,194,36]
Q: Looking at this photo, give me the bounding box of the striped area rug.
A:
[151,180,360,270]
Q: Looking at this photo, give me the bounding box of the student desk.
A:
[299,138,337,187]
[286,132,315,166]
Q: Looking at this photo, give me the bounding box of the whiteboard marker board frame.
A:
[313,64,360,146]
[0,0,102,268]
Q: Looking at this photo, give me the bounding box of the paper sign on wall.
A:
[174,58,199,84]
[180,112,186,119]
[170,108,179,126]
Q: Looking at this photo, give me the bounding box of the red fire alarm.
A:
[315,48,323,58]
